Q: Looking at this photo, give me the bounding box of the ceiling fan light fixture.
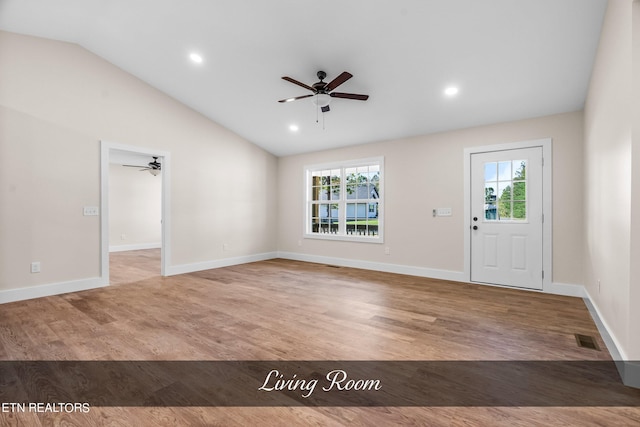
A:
[312,93,331,108]
[149,169,161,176]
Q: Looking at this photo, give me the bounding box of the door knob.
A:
[473,225,478,230]
[473,217,478,221]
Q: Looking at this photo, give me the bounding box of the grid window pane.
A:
[513,201,526,220]
[346,184,358,200]
[498,182,510,198]
[498,199,511,219]
[483,160,527,221]
[319,187,330,201]
[513,160,526,180]
[498,161,511,180]
[513,182,526,201]
[484,162,497,182]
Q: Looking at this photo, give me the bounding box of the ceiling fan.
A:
[278,71,369,113]
[123,156,161,176]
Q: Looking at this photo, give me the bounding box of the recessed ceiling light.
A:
[189,53,203,64]
[444,86,459,96]
[289,124,299,132]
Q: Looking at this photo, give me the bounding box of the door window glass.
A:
[483,160,527,221]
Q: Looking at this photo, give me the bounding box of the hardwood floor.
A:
[109,248,161,285]
[0,250,638,426]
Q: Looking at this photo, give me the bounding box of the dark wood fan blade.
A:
[326,71,353,91]
[282,76,315,92]
[330,92,369,101]
[278,94,314,103]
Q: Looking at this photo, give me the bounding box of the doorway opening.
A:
[100,141,171,285]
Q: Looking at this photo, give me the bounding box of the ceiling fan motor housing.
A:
[312,71,328,92]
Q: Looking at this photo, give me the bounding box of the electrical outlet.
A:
[31,262,41,273]
[385,247,390,255]
[223,243,230,252]
[121,233,127,240]
[598,279,601,294]
[298,240,302,247]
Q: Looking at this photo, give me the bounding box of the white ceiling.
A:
[0,0,607,156]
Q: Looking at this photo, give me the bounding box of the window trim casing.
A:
[303,156,384,243]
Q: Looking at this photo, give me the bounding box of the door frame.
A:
[463,138,552,291]
[100,140,171,284]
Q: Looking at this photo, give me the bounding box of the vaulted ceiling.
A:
[0,0,607,156]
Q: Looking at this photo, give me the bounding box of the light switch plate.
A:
[83,206,99,216]
[436,208,452,217]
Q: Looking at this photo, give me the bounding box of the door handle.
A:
[473,217,478,221]
[473,225,478,230]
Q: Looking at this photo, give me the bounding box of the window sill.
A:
[304,233,384,244]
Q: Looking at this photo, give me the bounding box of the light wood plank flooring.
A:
[0,250,638,426]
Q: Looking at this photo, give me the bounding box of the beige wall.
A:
[583,0,638,360]
[0,31,277,292]
[0,105,101,287]
[278,111,584,286]
[108,164,161,249]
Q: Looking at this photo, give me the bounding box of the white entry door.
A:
[470,147,543,290]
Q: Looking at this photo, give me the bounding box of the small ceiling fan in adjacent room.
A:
[123,157,161,176]
[278,71,369,113]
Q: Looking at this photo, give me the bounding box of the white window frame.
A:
[304,157,384,243]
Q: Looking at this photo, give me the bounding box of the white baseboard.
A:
[165,252,278,276]
[544,281,587,298]
[583,289,627,360]
[0,251,278,304]
[583,290,640,389]
[277,251,586,299]
[0,277,108,304]
[109,242,162,252]
[277,251,466,282]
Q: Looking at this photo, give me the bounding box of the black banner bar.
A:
[0,361,639,407]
